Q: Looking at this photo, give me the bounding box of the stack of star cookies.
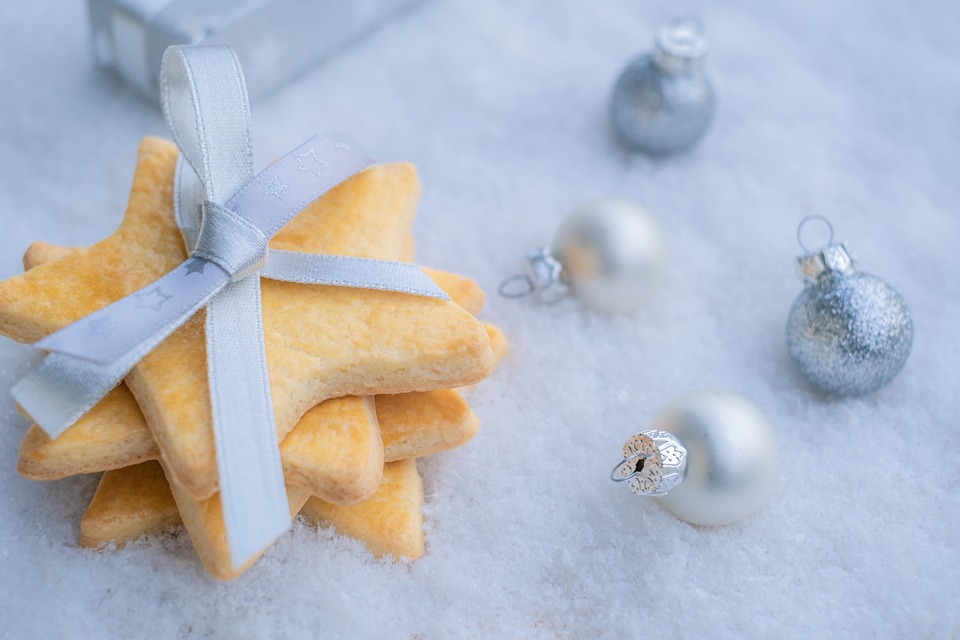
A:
[0,137,507,580]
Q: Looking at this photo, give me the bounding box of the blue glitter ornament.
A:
[786,217,914,396]
[609,18,714,156]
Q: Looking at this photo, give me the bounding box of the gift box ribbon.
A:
[13,44,450,567]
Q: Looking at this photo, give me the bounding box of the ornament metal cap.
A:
[654,18,708,73]
[795,215,856,282]
[610,430,687,496]
[498,246,567,304]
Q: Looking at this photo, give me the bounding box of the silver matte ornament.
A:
[610,18,714,156]
[786,217,913,396]
[500,198,668,314]
[611,390,780,526]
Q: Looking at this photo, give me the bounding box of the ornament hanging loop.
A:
[796,215,834,253]
[498,274,535,299]
[794,216,856,282]
[498,247,567,305]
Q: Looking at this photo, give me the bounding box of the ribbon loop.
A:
[194,200,269,281]
[160,45,254,204]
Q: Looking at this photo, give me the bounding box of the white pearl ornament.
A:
[500,198,668,314]
[612,390,780,526]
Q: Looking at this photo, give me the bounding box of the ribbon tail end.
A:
[11,354,119,439]
[226,498,292,573]
[11,376,71,439]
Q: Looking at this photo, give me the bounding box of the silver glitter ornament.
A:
[610,18,714,156]
[786,217,913,396]
[611,390,780,526]
[500,198,668,314]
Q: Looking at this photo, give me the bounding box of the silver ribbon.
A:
[13,45,449,568]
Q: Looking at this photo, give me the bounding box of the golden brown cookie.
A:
[457,323,510,393]
[18,389,480,503]
[19,394,384,506]
[401,234,416,262]
[18,383,157,480]
[483,323,510,365]
[79,394,373,579]
[17,242,490,493]
[0,137,494,501]
[79,460,179,549]
[422,267,486,316]
[21,384,481,500]
[17,243,381,504]
[22,241,71,271]
[378,389,479,462]
[164,460,312,580]
[300,459,425,561]
[280,396,383,505]
[82,458,426,568]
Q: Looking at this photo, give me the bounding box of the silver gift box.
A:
[88,0,423,101]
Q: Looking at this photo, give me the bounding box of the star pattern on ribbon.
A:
[133,286,173,312]
[258,175,289,200]
[295,148,329,179]
[184,258,207,276]
[88,316,118,338]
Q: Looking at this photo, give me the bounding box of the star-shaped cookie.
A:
[300,459,425,560]
[74,384,496,580]
[82,458,426,563]
[0,137,494,501]
[16,241,491,506]
[12,237,507,579]
[81,384,476,580]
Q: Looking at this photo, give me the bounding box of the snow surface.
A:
[1,1,959,638]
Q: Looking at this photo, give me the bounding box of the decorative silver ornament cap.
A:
[797,243,856,282]
[527,247,566,304]
[795,215,856,282]
[498,246,567,304]
[610,430,687,496]
[654,18,708,73]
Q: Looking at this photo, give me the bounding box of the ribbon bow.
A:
[13,45,449,567]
